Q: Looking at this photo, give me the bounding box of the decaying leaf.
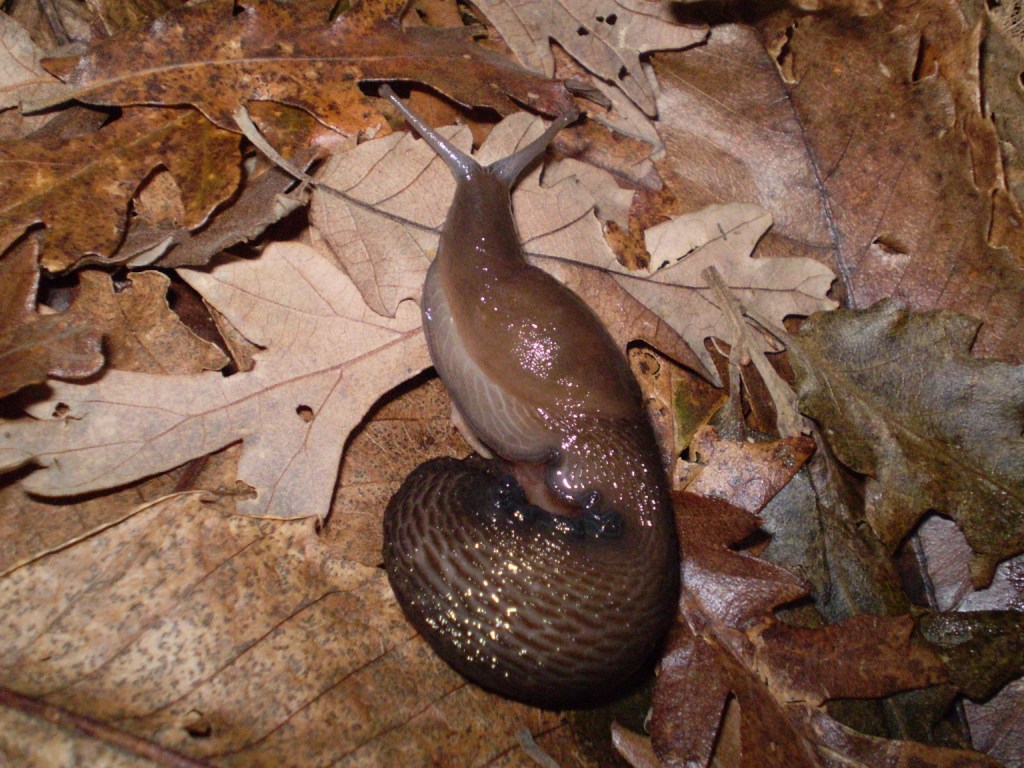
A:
[0,13,58,137]
[755,0,1024,363]
[653,493,995,768]
[917,611,1024,702]
[683,425,815,513]
[29,0,576,132]
[0,490,571,765]
[474,0,707,115]
[311,111,836,381]
[0,107,241,270]
[126,149,321,269]
[0,236,102,399]
[72,270,229,374]
[0,242,429,519]
[790,300,1024,586]
[649,23,836,271]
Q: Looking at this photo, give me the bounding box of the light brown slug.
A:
[380,85,678,709]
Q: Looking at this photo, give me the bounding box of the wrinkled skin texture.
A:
[381,88,678,708]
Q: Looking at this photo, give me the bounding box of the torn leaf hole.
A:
[618,66,629,80]
[870,236,910,256]
[911,35,938,82]
[185,721,212,739]
[52,402,69,418]
[769,25,797,84]
[576,25,589,36]
[296,404,314,422]
[183,710,213,739]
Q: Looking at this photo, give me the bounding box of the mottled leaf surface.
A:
[791,300,1024,586]
[0,243,429,519]
[0,237,102,398]
[0,107,240,270]
[32,0,576,131]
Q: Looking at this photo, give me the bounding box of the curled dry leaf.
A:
[654,493,995,768]
[0,107,241,270]
[683,425,815,514]
[790,300,1024,587]
[29,0,576,133]
[0,236,102,399]
[72,271,229,374]
[310,111,836,381]
[474,0,707,115]
[127,149,321,270]
[0,242,430,519]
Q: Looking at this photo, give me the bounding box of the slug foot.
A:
[384,453,674,709]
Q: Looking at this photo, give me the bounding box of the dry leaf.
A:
[915,517,1024,617]
[964,679,1024,768]
[0,242,429,519]
[85,0,184,36]
[651,24,836,269]
[311,112,836,382]
[684,425,815,513]
[755,0,1024,363]
[0,490,570,765]
[0,696,163,768]
[73,270,229,374]
[474,0,707,115]
[790,300,1024,586]
[326,376,467,568]
[917,611,1024,702]
[652,493,995,768]
[0,236,102,398]
[613,204,836,386]
[0,13,58,138]
[127,150,320,269]
[0,107,241,270]
[29,0,576,132]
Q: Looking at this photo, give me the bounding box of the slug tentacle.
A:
[380,86,679,708]
[379,85,479,181]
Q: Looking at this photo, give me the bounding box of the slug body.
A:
[381,87,678,709]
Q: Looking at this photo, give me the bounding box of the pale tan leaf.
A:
[474,0,707,115]
[626,204,837,385]
[544,157,636,229]
[311,114,835,386]
[0,13,57,137]
[311,126,457,317]
[0,243,429,519]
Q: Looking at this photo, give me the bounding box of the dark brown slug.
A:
[380,86,678,709]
